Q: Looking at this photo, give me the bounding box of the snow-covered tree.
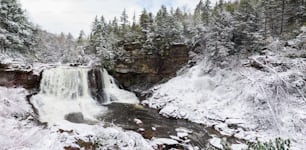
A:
[77,30,86,45]
[194,0,204,24]
[202,0,211,25]
[232,0,263,53]
[153,5,183,51]
[0,0,36,53]
[111,17,119,36]
[194,0,211,25]
[87,15,114,63]
[140,9,150,32]
[120,9,129,33]
[33,30,79,63]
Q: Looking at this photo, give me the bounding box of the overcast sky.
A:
[19,0,219,37]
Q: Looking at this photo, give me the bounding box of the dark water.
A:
[97,103,240,148]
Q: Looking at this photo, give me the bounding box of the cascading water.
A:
[102,69,139,104]
[31,67,103,124]
[31,66,138,124]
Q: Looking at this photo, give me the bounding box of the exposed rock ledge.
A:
[107,43,190,91]
[0,63,41,90]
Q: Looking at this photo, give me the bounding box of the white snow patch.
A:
[231,144,248,150]
[151,138,179,146]
[209,137,223,149]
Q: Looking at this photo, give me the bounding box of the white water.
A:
[31,66,138,124]
[102,69,139,104]
[31,67,103,124]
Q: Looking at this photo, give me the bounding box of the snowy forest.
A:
[1,0,306,149]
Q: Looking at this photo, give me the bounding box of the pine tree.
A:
[77,30,85,45]
[194,0,204,24]
[0,0,36,53]
[140,9,150,31]
[154,5,183,51]
[112,17,119,36]
[88,15,110,54]
[148,12,154,30]
[174,8,184,22]
[232,0,263,53]
[120,9,129,32]
[202,0,211,25]
[131,12,137,31]
[284,0,306,34]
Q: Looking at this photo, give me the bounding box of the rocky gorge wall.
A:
[88,68,106,102]
[107,43,190,92]
[0,63,41,90]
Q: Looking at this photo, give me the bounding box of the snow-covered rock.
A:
[209,137,223,149]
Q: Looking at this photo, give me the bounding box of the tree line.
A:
[1,0,305,62]
[85,0,306,59]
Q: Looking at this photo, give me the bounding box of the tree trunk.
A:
[280,0,285,34]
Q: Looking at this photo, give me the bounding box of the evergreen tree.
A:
[194,0,211,25]
[174,8,184,22]
[77,30,85,45]
[112,17,119,35]
[148,12,154,30]
[120,9,129,32]
[154,5,183,51]
[194,0,204,24]
[140,9,150,31]
[283,0,306,35]
[232,0,263,53]
[88,15,110,54]
[202,0,211,25]
[0,0,36,53]
[131,12,137,31]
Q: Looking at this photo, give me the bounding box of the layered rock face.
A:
[108,43,190,91]
[0,63,41,90]
[88,68,105,103]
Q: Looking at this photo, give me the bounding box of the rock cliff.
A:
[107,43,190,91]
[0,63,41,90]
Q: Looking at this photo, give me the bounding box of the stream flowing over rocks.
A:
[1,33,306,149]
[1,35,306,149]
[0,61,246,150]
[2,0,306,149]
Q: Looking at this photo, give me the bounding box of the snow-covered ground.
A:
[144,41,306,149]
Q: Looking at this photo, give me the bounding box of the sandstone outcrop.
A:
[107,43,190,91]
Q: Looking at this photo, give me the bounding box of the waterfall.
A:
[31,67,103,124]
[31,66,138,124]
[40,67,91,99]
[102,69,139,104]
